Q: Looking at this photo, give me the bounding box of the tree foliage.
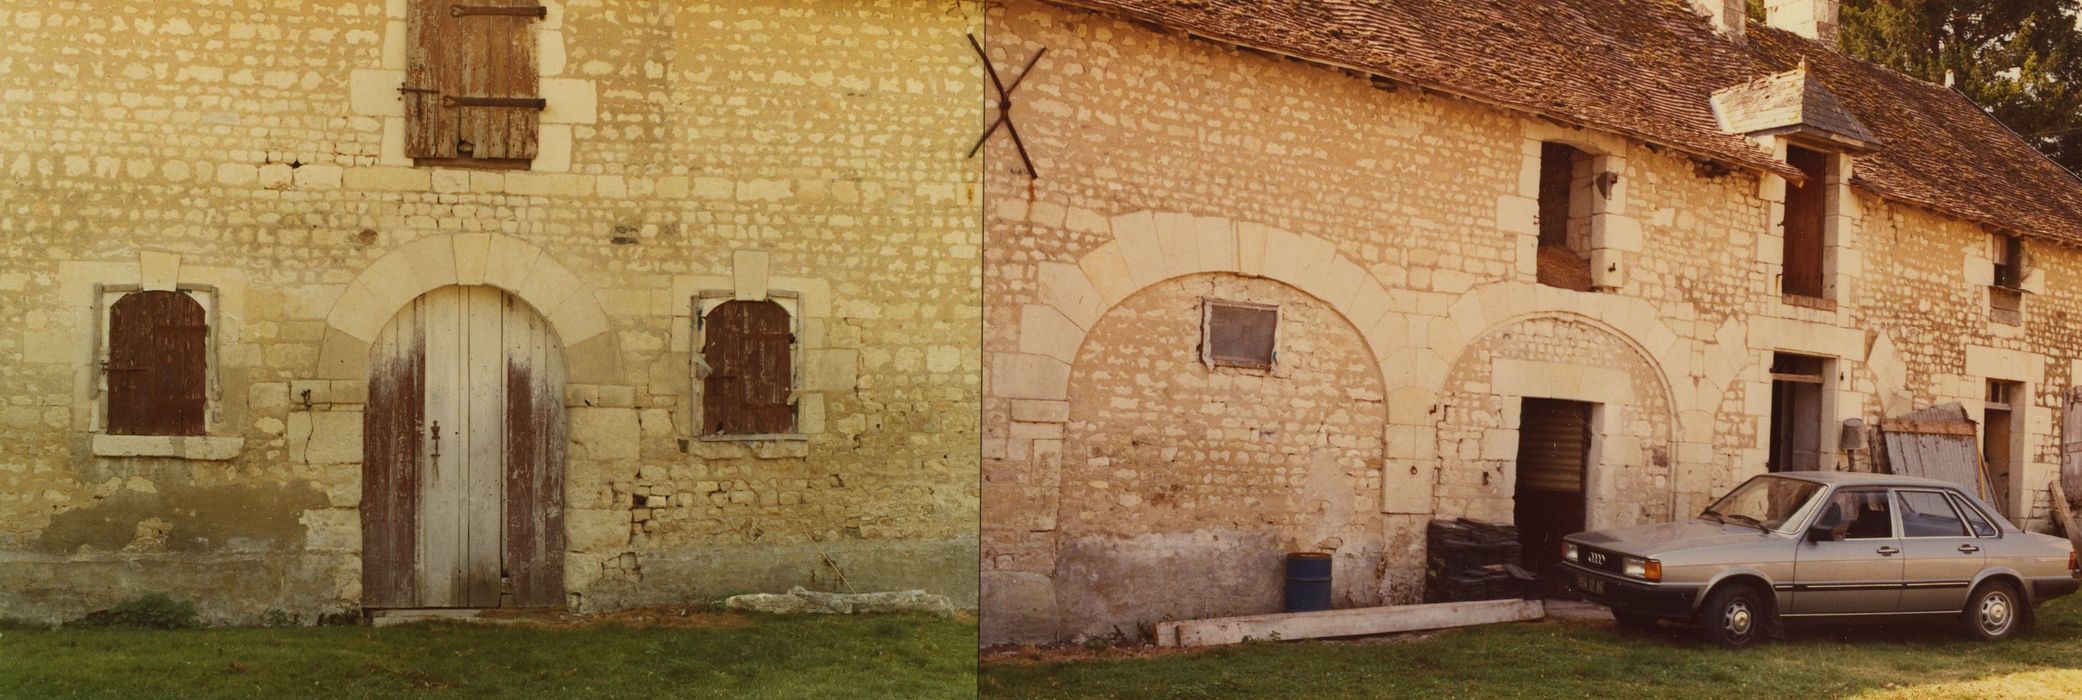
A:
[1834,0,2082,172]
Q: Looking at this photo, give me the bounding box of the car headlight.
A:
[1622,557,1662,582]
[1562,542,1579,563]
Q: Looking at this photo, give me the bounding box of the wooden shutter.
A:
[405,0,545,165]
[702,301,795,435]
[1994,235,2023,289]
[105,291,207,436]
[1781,147,1828,298]
[1517,399,1589,493]
[1204,301,1277,369]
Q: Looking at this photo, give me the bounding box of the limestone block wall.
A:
[1055,273,1394,637]
[0,0,982,624]
[981,0,2082,644]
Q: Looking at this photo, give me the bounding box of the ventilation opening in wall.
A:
[1535,142,1595,292]
[1514,397,1593,598]
[1983,379,2023,518]
[1768,352,1828,472]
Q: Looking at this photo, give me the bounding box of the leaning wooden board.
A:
[2052,480,2082,556]
[1154,599,1545,648]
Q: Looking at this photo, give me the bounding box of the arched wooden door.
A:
[362,285,566,609]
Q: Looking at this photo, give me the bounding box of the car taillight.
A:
[2070,550,2078,573]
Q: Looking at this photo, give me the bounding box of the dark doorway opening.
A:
[1515,398,1593,597]
[1768,353,1827,472]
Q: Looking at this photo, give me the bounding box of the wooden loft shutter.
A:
[1780,146,1829,299]
[1994,235,2024,289]
[106,291,208,436]
[701,301,795,435]
[405,0,546,166]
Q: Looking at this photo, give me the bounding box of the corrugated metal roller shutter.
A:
[1518,400,1588,493]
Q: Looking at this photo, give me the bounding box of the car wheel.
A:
[1696,583,1769,648]
[1612,609,1660,631]
[1961,580,2026,641]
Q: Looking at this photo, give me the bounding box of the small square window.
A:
[1202,299,1277,369]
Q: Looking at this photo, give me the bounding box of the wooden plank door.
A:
[364,285,564,609]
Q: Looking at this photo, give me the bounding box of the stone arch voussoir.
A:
[1003,211,1401,411]
[324,234,609,348]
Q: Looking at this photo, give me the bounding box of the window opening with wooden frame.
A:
[1535,142,1597,292]
[404,0,548,168]
[1780,146,1830,301]
[698,299,796,436]
[1201,299,1278,370]
[1990,233,2025,325]
[103,289,210,436]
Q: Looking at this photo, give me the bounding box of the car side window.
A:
[1811,489,1896,540]
[1947,493,1998,537]
[1896,490,1969,537]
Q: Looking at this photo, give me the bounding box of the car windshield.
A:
[1701,475,1825,533]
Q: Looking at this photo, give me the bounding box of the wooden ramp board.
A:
[1153,599,1545,648]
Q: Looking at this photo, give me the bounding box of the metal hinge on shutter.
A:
[442,96,547,110]
[450,5,548,18]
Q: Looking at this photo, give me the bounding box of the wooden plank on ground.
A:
[1153,599,1545,648]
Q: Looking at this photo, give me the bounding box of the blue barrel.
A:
[1284,552,1333,613]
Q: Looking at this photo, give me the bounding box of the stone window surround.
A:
[1963,345,2048,526]
[671,251,839,446]
[1967,232,2043,334]
[1506,122,1640,292]
[1742,316,1861,468]
[1488,361,1638,531]
[1199,297,1279,370]
[83,251,246,461]
[690,289,807,443]
[348,0,596,173]
[1756,136,1858,315]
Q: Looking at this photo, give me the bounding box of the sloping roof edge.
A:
[1038,0,1806,183]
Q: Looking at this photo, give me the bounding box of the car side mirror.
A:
[1806,523,1840,543]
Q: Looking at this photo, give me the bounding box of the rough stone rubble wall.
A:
[0,0,983,624]
[981,0,2078,643]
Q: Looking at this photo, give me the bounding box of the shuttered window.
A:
[1993,234,2024,289]
[405,0,546,167]
[701,300,794,435]
[106,291,208,436]
[1202,300,1277,369]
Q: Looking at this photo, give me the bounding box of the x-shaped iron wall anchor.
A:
[967,33,1045,179]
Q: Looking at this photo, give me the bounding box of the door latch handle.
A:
[1958,544,1981,553]
[1876,546,1900,556]
[429,420,442,460]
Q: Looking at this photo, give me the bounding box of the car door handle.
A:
[1876,546,1900,556]
[1958,544,1980,553]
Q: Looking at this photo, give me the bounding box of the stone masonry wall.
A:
[0,0,983,624]
[1056,273,1391,637]
[982,0,2080,644]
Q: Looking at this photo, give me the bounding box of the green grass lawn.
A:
[0,612,976,699]
[981,597,2082,699]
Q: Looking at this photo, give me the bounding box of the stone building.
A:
[979,0,2082,643]
[0,0,982,623]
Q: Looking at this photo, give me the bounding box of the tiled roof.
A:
[1710,63,1878,149]
[1045,0,2082,243]
[1748,26,2082,242]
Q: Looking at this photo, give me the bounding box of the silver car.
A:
[1558,471,2080,647]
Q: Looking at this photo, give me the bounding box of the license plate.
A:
[1576,572,1606,595]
